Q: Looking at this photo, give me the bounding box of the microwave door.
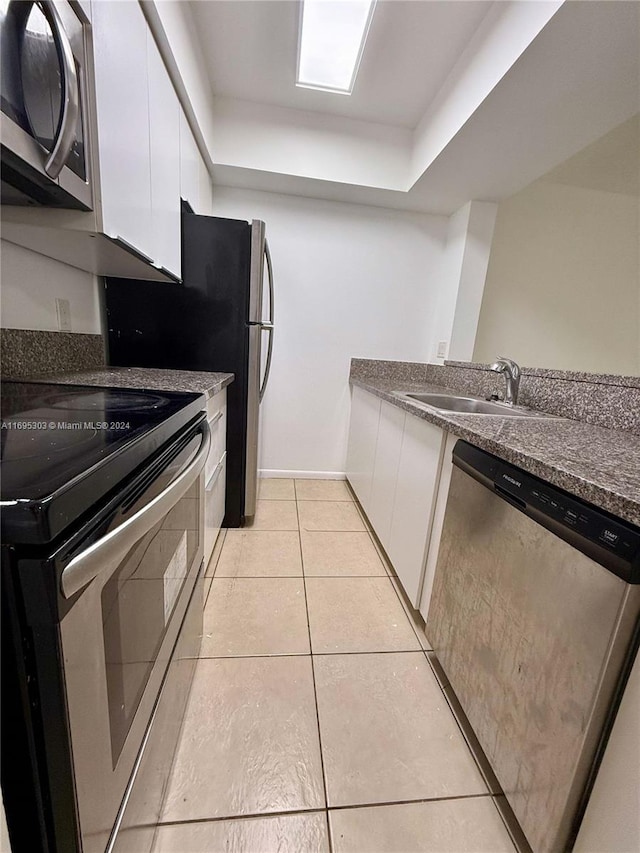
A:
[0,0,92,209]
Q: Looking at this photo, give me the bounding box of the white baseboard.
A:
[259,469,346,480]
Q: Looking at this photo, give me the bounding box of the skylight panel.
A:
[296,0,376,94]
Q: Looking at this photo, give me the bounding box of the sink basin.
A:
[402,392,553,418]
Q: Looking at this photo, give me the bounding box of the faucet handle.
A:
[497,356,521,378]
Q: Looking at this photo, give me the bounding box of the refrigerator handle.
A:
[259,240,275,402]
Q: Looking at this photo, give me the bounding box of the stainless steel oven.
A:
[60,422,208,852]
[1,0,94,209]
[1,384,209,853]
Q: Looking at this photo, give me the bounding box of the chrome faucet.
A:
[490,356,521,405]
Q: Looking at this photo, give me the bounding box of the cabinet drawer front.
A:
[205,389,226,421]
[205,401,227,483]
[204,454,226,568]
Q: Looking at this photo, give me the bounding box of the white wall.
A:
[473,180,640,374]
[210,187,447,476]
[0,241,102,334]
[430,201,497,363]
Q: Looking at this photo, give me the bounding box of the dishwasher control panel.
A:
[453,440,640,583]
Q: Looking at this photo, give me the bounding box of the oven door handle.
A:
[60,427,210,600]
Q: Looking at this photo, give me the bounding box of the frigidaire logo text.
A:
[502,474,522,488]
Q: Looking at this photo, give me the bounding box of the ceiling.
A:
[171,0,639,214]
[190,0,493,128]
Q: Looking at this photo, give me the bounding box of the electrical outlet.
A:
[437,340,447,359]
[56,298,71,331]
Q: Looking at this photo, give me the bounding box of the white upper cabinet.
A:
[92,1,181,275]
[92,0,153,259]
[179,110,200,211]
[147,31,181,277]
[199,154,214,216]
[180,108,214,215]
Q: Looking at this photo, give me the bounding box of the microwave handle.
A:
[43,0,80,179]
[60,426,210,600]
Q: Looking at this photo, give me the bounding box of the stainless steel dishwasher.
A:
[426,441,640,853]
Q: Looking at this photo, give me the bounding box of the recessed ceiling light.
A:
[296,0,376,95]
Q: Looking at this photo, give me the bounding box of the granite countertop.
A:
[25,366,234,400]
[351,376,640,527]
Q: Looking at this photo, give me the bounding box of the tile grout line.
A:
[153,791,497,830]
[215,573,388,579]
[294,483,334,853]
[187,649,428,662]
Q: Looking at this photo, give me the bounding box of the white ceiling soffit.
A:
[539,115,640,198]
[189,1,640,214]
[191,0,493,128]
[405,0,640,212]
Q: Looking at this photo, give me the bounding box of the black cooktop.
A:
[1,382,204,546]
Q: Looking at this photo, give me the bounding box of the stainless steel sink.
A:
[402,392,554,418]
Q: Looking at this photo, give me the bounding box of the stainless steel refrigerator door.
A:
[426,468,640,853]
[259,238,275,402]
[248,220,266,324]
[244,323,261,518]
[245,221,275,518]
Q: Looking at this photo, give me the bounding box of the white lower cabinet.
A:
[204,454,226,566]
[203,390,227,569]
[346,385,455,610]
[368,401,405,548]
[418,432,458,620]
[388,415,446,607]
[346,386,381,512]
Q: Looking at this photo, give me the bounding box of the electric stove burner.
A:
[1,381,205,545]
[44,391,168,412]
[1,427,99,461]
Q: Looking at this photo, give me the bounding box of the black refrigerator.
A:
[104,211,275,527]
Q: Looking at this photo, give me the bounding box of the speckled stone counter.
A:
[25,366,234,399]
[350,358,640,435]
[351,374,640,528]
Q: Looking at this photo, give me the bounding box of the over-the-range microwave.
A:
[1,0,94,210]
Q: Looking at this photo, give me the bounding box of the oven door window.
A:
[101,479,200,766]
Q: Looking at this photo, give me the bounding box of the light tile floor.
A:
[153,479,517,853]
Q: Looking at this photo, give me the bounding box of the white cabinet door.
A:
[346,386,381,512]
[179,110,200,211]
[198,153,213,216]
[93,0,153,259]
[418,432,457,621]
[388,415,446,606]
[368,401,405,548]
[147,32,181,277]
